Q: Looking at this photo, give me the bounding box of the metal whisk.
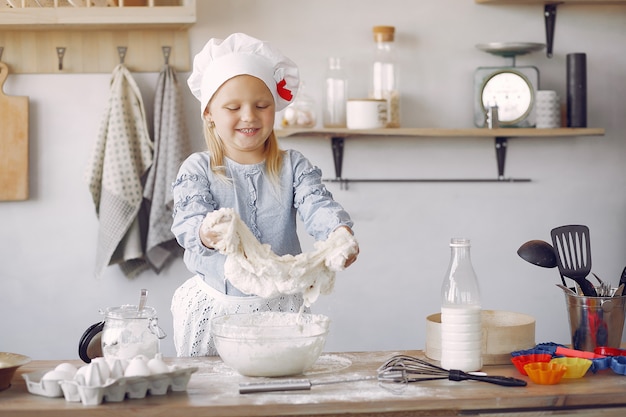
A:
[377,355,526,387]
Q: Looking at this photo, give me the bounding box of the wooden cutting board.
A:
[0,61,29,201]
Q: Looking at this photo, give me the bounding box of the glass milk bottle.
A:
[370,25,400,127]
[440,238,482,372]
[323,57,348,127]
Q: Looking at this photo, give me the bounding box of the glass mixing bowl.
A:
[211,312,330,377]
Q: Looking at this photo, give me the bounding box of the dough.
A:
[201,208,358,307]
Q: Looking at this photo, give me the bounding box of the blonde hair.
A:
[202,118,284,184]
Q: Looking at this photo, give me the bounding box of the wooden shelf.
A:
[475,1,626,4]
[0,1,195,73]
[277,128,605,185]
[0,1,195,28]
[276,127,605,139]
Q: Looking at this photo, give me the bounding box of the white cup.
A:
[346,99,387,129]
[535,90,560,128]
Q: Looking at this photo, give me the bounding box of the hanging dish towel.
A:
[143,62,190,272]
[86,63,153,278]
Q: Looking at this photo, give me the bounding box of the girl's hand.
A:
[345,248,359,268]
[200,228,222,249]
[339,226,359,268]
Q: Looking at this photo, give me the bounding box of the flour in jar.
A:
[201,208,358,306]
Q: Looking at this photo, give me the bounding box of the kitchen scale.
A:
[474,42,544,128]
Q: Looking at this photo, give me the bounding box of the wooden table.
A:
[1,350,626,417]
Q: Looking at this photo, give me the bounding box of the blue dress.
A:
[171,149,354,296]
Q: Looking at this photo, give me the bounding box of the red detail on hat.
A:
[276,79,293,102]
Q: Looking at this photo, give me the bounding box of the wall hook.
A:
[56,47,66,70]
[117,46,127,64]
[162,46,171,65]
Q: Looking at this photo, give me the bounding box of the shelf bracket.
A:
[495,136,508,181]
[544,3,558,58]
[325,134,528,187]
[331,136,344,179]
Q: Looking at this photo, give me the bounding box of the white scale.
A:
[474,42,545,128]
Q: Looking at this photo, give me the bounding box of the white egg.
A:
[124,356,151,377]
[54,362,78,377]
[42,369,74,381]
[147,353,170,374]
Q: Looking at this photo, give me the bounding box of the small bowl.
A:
[511,353,552,376]
[524,362,567,385]
[550,357,592,378]
[211,312,330,377]
[0,352,32,391]
[594,346,626,357]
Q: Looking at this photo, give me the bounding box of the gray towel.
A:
[86,64,153,278]
[143,63,190,272]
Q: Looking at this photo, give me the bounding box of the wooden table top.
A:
[2,350,626,417]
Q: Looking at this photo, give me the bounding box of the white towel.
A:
[86,64,153,278]
[143,63,190,272]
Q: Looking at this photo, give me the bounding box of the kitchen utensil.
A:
[619,267,626,288]
[138,288,147,312]
[0,60,29,201]
[549,357,592,378]
[550,225,597,296]
[592,273,612,297]
[563,291,626,351]
[239,375,377,394]
[556,284,577,295]
[517,240,558,268]
[614,283,625,297]
[211,312,329,377]
[594,346,626,357]
[377,354,526,387]
[510,353,552,376]
[517,240,567,286]
[523,362,567,385]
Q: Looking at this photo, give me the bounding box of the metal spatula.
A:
[550,225,597,297]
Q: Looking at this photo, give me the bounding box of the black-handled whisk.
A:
[377,355,527,387]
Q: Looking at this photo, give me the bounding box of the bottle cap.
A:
[373,26,395,42]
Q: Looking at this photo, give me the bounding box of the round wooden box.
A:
[425,310,535,365]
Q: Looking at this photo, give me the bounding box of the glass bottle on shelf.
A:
[323,57,348,128]
[440,238,482,372]
[281,82,317,128]
[370,25,400,128]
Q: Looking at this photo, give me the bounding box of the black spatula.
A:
[550,225,597,297]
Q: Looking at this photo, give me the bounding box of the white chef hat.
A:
[187,33,300,116]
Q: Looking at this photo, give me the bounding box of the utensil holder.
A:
[564,291,626,351]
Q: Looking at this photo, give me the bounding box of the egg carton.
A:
[23,366,197,405]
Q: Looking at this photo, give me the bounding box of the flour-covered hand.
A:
[200,209,236,251]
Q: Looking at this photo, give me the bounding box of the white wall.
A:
[1,0,625,360]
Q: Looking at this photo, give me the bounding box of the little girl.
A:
[170,33,359,356]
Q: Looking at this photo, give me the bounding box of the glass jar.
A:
[100,305,166,361]
[281,82,317,128]
[370,25,400,128]
[440,238,482,372]
[323,57,348,128]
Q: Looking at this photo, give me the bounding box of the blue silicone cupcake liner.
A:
[610,356,626,375]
